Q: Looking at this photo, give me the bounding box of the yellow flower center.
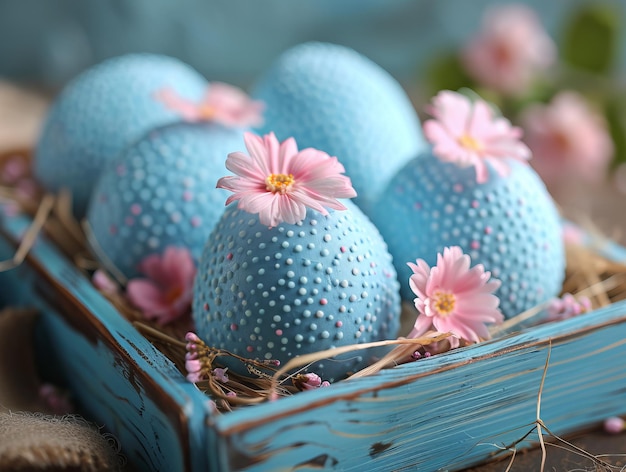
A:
[266,173,295,194]
[164,285,184,304]
[432,291,456,317]
[458,134,482,152]
[197,103,216,120]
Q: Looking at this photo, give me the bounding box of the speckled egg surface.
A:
[251,42,426,216]
[370,151,565,319]
[86,122,244,279]
[35,53,208,216]
[192,201,401,382]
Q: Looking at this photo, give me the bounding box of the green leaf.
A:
[422,51,474,97]
[561,4,621,75]
[605,99,626,169]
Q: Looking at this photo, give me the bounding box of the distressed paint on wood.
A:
[2,210,626,471]
[0,213,218,472]
[214,312,626,471]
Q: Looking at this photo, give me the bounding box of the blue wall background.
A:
[0,0,623,89]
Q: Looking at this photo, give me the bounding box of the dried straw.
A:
[2,149,626,411]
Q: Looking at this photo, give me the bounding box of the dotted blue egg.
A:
[192,200,401,382]
[251,42,427,216]
[35,53,208,216]
[370,151,565,319]
[86,122,245,279]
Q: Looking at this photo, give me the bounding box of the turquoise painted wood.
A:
[2,209,626,471]
[0,214,218,471]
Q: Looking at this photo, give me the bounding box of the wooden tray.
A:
[2,198,626,471]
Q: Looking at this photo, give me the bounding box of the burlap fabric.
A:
[0,308,123,471]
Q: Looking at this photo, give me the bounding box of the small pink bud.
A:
[212,367,229,383]
[604,417,625,434]
[185,332,201,343]
[186,372,203,383]
[185,358,202,374]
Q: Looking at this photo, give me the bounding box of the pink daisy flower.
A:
[423,90,531,184]
[520,91,614,189]
[126,246,196,325]
[461,4,556,96]
[217,132,357,227]
[155,82,265,128]
[407,246,504,343]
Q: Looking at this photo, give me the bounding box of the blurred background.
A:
[1,0,626,238]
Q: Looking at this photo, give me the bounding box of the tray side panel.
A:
[0,215,221,471]
[216,315,626,471]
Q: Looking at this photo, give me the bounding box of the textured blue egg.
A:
[35,53,208,216]
[86,122,245,280]
[251,42,427,216]
[192,201,401,382]
[370,151,565,319]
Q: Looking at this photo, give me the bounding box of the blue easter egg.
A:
[370,151,565,319]
[86,122,245,280]
[251,42,427,216]
[34,53,208,216]
[192,201,401,382]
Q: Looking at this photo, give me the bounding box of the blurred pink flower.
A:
[156,82,265,128]
[561,222,585,246]
[38,383,74,415]
[217,132,357,227]
[423,91,531,183]
[126,246,196,325]
[461,4,556,95]
[407,246,503,343]
[1,155,28,184]
[520,91,614,187]
[92,269,119,295]
[544,293,591,322]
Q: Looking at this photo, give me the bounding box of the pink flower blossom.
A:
[407,246,504,343]
[293,372,331,391]
[423,91,531,183]
[217,132,357,227]
[212,367,229,383]
[520,91,614,188]
[126,246,196,325]
[461,4,556,96]
[155,82,264,128]
[544,293,591,323]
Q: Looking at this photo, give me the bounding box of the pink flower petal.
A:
[127,279,169,314]
[156,83,264,127]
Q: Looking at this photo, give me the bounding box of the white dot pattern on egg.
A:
[192,201,401,382]
[86,122,244,279]
[35,53,208,216]
[252,42,426,216]
[370,152,565,319]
